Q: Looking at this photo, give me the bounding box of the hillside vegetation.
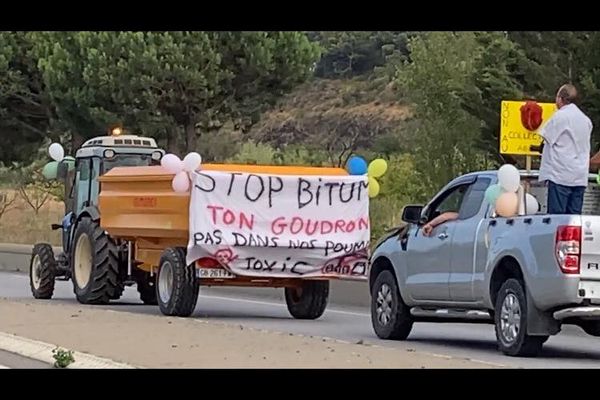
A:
[3,31,600,241]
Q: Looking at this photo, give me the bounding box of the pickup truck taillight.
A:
[555,225,581,274]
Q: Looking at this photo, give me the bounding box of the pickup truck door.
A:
[405,182,473,301]
[448,177,491,302]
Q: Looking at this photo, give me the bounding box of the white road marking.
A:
[4,271,370,316]
[0,364,9,369]
[200,294,370,317]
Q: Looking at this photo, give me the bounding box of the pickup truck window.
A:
[429,184,469,219]
[426,177,491,222]
[458,177,491,219]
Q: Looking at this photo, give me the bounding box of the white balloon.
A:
[48,143,65,162]
[172,171,190,193]
[183,152,202,172]
[497,164,520,192]
[161,153,184,174]
[525,193,540,215]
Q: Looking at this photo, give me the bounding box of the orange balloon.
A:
[495,192,519,217]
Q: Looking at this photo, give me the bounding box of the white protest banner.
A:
[186,170,370,280]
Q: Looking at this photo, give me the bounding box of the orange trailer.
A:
[98,163,351,318]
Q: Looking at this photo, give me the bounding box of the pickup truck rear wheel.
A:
[371,270,413,340]
[494,279,547,357]
[156,247,199,317]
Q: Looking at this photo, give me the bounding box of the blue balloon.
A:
[484,184,503,204]
[347,156,368,175]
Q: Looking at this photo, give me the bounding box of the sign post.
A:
[525,155,532,175]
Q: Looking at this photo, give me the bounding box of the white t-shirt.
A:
[539,103,592,187]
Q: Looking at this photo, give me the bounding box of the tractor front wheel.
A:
[30,243,56,299]
[71,218,124,304]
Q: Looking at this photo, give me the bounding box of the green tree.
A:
[204,32,321,146]
[395,32,484,191]
[507,32,600,146]
[0,32,56,163]
[508,32,589,98]
[463,32,525,156]
[31,31,320,155]
[31,31,225,153]
[309,31,416,79]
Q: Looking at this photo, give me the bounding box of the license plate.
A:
[196,268,235,279]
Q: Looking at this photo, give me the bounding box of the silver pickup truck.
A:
[369,170,600,357]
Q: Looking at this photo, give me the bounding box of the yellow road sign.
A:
[500,100,557,156]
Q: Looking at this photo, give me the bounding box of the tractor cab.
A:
[59,130,164,218]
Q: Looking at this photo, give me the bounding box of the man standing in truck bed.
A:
[539,84,593,214]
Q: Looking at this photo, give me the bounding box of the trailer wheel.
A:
[156,247,198,317]
[30,243,56,299]
[494,279,547,357]
[285,280,329,320]
[137,272,158,305]
[71,218,124,304]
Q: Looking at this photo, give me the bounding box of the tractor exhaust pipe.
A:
[127,241,132,278]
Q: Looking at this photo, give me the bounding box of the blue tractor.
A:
[29,130,165,305]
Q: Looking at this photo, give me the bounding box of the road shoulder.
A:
[0,298,500,368]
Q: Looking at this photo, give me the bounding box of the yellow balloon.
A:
[368,159,388,178]
[368,177,380,198]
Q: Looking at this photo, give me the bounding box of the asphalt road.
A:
[1,271,599,368]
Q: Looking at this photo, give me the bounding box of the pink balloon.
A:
[495,192,519,218]
[161,153,183,174]
[172,171,190,193]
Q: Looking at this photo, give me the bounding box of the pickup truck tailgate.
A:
[580,216,600,299]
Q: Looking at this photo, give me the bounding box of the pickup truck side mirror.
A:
[402,205,424,224]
